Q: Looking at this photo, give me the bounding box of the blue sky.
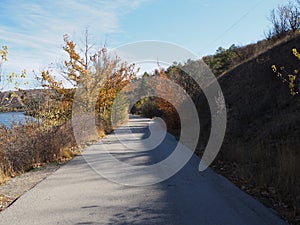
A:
[0,0,288,86]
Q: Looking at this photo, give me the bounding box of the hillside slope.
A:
[0,89,47,112]
[197,34,300,224]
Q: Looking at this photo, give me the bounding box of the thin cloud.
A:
[0,0,150,82]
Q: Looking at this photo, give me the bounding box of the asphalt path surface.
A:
[0,116,288,225]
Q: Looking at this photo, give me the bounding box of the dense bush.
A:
[203,45,239,76]
[0,121,77,183]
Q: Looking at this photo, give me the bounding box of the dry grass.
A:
[210,137,300,224]
[0,109,123,184]
[200,33,300,224]
[0,121,77,184]
[157,33,300,224]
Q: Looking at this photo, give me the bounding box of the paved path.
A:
[0,116,288,225]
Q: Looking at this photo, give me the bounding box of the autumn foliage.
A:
[272,48,300,95]
[37,33,137,131]
[0,32,138,182]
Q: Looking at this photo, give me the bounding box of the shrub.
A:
[0,121,77,183]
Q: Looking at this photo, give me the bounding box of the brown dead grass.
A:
[0,112,115,185]
[0,121,77,184]
[194,33,300,224]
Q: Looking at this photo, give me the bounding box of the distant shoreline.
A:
[0,108,25,113]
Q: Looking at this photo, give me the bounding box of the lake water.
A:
[0,112,35,128]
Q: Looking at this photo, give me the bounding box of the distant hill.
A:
[0,89,47,112]
[197,33,300,223]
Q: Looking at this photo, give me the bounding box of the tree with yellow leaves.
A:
[0,45,28,112]
[272,48,300,96]
[39,31,137,130]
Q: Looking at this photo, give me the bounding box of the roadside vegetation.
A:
[133,1,300,224]
[1,1,300,224]
[0,31,137,184]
